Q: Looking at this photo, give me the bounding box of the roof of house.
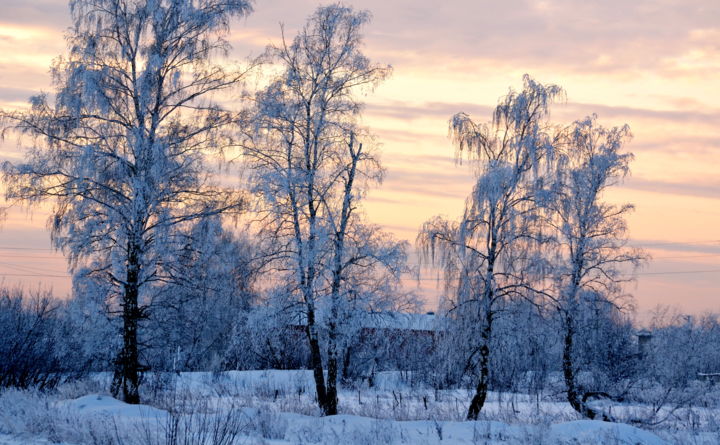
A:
[362,311,438,331]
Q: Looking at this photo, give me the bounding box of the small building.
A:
[636,329,652,356]
[698,373,720,385]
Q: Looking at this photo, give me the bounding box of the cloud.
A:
[382,152,459,166]
[0,87,37,104]
[561,102,720,127]
[369,98,720,128]
[0,1,70,29]
[3,0,720,80]
[363,195,405,205]
[366,100,494,122]
[371,127,446,144]
[620,177,720,201]
[630,238,720,255]
[361,0,720,76]
[0,0,718,314]
[629,137,720,157]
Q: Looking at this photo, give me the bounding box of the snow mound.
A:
[61,394,166,419]
[550,420,668,445]
[242,410,668,445]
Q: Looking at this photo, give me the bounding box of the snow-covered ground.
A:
[0,370,717,444]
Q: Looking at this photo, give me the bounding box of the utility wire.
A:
[0,272,68,278]
[630,240,720,247]
[409,268,720,280]
[652,253,720,259]
[0,246,55,251]
[636,269,720,276]
[0,252,57,260]
[0,262,65,276]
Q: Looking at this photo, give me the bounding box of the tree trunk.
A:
[315,135,359,417]
[325,318,339,416]
[341,345,352,384]
[325,352,339,415]
[305,306,336,415]
[467,312,493,420]
[563,315,611,421]
[111,245,142,404]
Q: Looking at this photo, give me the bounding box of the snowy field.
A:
[1,370,719,444]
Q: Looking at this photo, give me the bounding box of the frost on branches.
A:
[0,0,252,404]
[244,5,409,416]
[547,115,646,420]
[419,76,564,420]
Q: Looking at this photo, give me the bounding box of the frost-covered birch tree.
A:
[547,115,645,420]
[418,75,562,420]
[0,0,252,403]
[245,5,403,416]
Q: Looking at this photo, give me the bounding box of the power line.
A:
[652,253,720,260]
[0,255,63,260]
[636,269,720,276]
[408,269,720,280]
[0,272,68,278]
[0,261,67,275]
[630,240,720,247]
[0,246,55,251]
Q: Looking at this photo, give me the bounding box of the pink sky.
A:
[1,0,719,319]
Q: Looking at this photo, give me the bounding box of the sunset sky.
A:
[1,0,719,319]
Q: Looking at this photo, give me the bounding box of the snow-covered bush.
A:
[249,408,289,440]
[0,287,88,390]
